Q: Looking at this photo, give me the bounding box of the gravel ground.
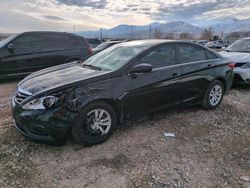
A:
[0,80,249,188]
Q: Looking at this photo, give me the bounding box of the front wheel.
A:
[202,80,225,110]
[72,101,117,145]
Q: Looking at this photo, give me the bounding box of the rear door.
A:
[176,43,219,103]
[32,33,69,70]
[123,44,183,118]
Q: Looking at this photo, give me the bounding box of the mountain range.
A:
[78,18,250,39]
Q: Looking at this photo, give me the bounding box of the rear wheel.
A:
[202,80,224,109]
[72,101,117,145]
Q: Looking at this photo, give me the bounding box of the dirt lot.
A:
[0,80,249,188]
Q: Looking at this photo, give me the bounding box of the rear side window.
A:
[140,45,176,68]
[39,33,66,51]
[178,44,206,63]
[205,50,219,60]
[66,35,80,48]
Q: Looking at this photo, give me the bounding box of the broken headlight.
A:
[22,93,65,110]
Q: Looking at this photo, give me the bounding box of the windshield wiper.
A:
[82,64,102,70]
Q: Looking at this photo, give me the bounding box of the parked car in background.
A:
[0,31,92,79]
[86,38,103,48]
[220,37,250,85]
[205,41,215,48]
[12,40,234,145]
[214,40,224,49]
[205,41,224,49]
[93,41,121,53]
[223,40,231,48]
[197,40,208,46]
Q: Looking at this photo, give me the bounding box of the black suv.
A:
[0,31,92,79]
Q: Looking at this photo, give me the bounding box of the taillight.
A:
[227,63,236,69]
[87,47,93,54]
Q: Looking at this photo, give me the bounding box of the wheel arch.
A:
[215,77,227,91]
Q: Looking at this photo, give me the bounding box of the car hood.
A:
[220,51,250,63]
[18,62,109,95]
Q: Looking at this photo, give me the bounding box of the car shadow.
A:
[0,77,23,84]
[232,84,250,90]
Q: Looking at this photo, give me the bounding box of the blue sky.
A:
[0,0,250,32]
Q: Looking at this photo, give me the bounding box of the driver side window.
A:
[140,45,176,69]
[11,34,40,53]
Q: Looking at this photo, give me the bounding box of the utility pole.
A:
[149,25,152,39]
[100,28,103,39]
[73,25,76,33]
[131,26,134,39]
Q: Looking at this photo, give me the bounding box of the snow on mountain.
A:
[210,18,250,34]
[78,18,250,38]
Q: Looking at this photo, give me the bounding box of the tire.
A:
[72,101,117,145]
[202,80,225,110]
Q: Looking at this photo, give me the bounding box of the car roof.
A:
[117,39,193,47]
[18,31,79,37]
[105,41,121,43]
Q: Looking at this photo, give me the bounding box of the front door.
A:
[1,34,40,76]
[123,44,183,118]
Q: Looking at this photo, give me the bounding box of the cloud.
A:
[153,0,250,22]
[0,0,249,32]
[42,15,68,21]
[55,0,108,9]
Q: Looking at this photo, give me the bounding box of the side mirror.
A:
[8,44,15,52]
[130,63,153,74]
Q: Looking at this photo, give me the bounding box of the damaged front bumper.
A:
[11,95,77,144]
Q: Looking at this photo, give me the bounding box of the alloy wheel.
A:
[86,109,112,135]
[209,85,222,106]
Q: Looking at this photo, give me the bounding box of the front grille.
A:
[15,88,32,105]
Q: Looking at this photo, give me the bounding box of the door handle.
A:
[208,64,214,67]
[171,73,180,77]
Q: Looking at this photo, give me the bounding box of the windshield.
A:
[83,45,146,71]
[227,39,250,52]
[0,34,18,48]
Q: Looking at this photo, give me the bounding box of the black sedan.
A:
[11,40,234,145]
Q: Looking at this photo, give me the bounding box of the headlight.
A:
[22,93,65,110]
